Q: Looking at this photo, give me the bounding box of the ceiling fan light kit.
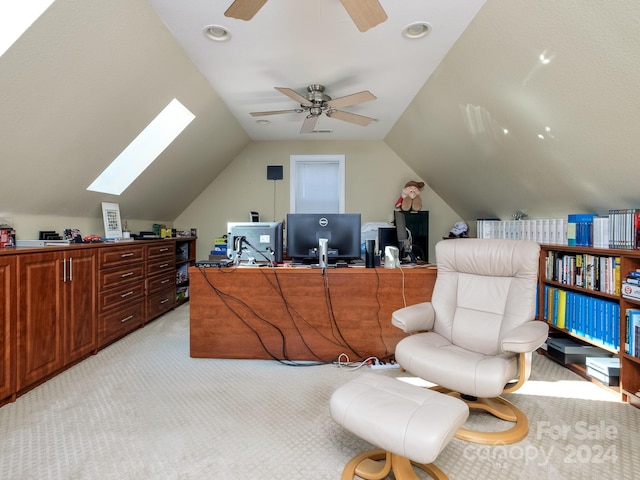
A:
[250,84,377,134]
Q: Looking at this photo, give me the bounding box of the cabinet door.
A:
[64,249,97,363]
[0,256,16,401]
[17,252,64,390]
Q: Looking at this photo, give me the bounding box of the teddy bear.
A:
[395,180,425,212]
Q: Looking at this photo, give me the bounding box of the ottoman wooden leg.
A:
[341,448,449,480]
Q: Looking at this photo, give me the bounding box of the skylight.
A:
[87,98,195,195]
[0,0,55,58]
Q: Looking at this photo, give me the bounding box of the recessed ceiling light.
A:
[403,22,431,39]
[256,119,270,125]
[203,25,231,42]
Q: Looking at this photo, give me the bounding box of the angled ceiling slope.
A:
[0,0,249,221]
[386,1,640,222]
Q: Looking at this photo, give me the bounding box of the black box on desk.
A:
[586,357,620,387]
[546,338,612,365]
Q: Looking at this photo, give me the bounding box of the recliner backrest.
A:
[431,239,540,356]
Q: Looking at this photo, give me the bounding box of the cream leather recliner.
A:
[393,238,548,445]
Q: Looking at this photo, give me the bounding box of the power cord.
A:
[333,353,399,371]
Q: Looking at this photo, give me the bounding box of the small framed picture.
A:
[101,202,123,239]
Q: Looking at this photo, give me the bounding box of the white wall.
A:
[175,140,463,262]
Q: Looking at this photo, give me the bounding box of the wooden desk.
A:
[189,266,436,362]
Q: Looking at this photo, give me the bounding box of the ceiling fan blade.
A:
[275,87,311,106]
[340,0,388,32]
[326,90,376,109]
[250,109,303,117]
[300,115,319,134]
[224,0,268,21]
[326,109,375,127]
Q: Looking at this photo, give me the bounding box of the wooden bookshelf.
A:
[538,244,640,405]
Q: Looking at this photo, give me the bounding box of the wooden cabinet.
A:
[63,249,98,363]
[617,254,640,407]
[16,249,96,391]
[3,237,195,404]
[98,245,145,347]
[538,244,640,406]
[0,256,16,403]
[145,243,175,321]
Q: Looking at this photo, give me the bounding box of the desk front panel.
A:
[189,267,436,361]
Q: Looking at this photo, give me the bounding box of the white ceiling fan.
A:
[250,84,377,133]
[225,0,388,32]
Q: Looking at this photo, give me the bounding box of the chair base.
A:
[341,449,448,480]
[432,387,529,445]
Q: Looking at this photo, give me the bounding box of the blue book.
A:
[627,309,640,355]
[613,303,620,350]
[553,289,559,326]
[602,301,613,348]
[566,292,575,334]
[544,286,549,321]
[576,294,585,337]
[630,310,640,357]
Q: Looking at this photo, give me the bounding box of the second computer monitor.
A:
[227,221,284,263]
[286,213,361,263]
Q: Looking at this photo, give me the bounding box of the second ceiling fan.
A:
[250,84,377,134]
[225,0,387,32]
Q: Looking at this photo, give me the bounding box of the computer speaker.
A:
[267,165,283,180]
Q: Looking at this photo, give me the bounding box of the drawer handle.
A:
[159,263,169,268]
[120,315,134,323]
[160,298,170,304]
[159,248,169,252]
[121,272,134,278]
[161,279,170,284]
[121,253,135,258]
[121,291,134,298]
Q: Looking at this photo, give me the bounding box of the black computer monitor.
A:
[227,221,284,263]
[378,227,399,254]
[286,213,362,263]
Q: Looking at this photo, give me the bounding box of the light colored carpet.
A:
[1,304,639,479]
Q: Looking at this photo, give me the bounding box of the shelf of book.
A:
[538,244,640,406]
[547,324,618,354]
[539,347,622,396]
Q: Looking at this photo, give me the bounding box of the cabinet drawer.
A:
[98,299,145,346]
[99,264,145,290]
[147,243,175,259]
[147,287,175,321]
[147,257,175,277]
[147,271,174,293]
[100,246,145,268]
[98,282,145,314]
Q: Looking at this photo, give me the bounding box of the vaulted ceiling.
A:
[1,0,639,224]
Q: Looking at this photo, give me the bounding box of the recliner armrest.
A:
[501,321,550,353]
[392,302,435,333]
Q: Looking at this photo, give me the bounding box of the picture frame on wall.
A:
[101,202,123,239]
